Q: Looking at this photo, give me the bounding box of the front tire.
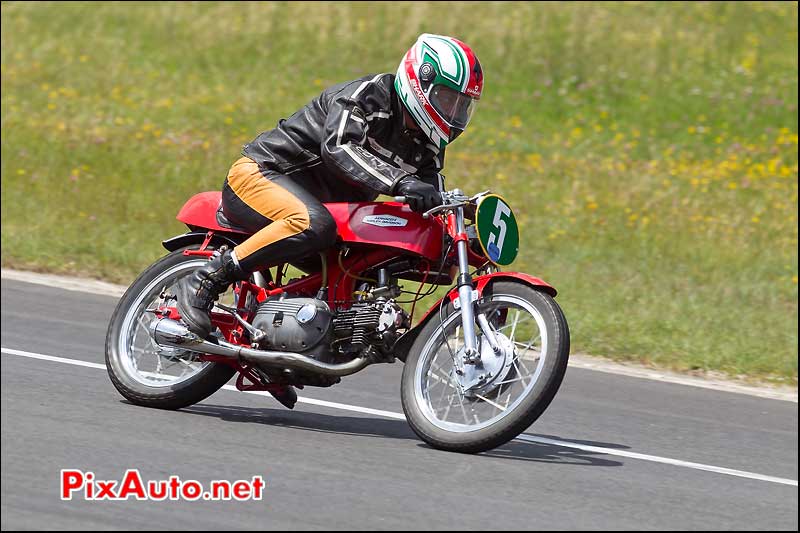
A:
[105,247,236,410]
[401,281,570,453]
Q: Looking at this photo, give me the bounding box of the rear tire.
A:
[401,281,570,453]
[105,247,236,410]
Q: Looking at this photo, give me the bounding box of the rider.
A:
[177,33,484,339]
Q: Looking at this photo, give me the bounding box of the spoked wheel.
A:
[401,281,570,453]
[105,247,236,409]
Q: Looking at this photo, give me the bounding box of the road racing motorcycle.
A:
[106,186,570,453]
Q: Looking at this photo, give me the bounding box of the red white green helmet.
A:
[395,33,484,148]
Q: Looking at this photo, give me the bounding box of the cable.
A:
[337,250,378,284]
[407,260,431,323]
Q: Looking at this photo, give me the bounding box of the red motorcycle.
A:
[105,187,570,453]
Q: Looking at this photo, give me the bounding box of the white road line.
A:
[2,268,797,402]
[2,347,797,487]
[1,348,108,370]
[514,435,798,487]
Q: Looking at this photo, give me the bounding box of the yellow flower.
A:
[727,182,738,190]
[751,216,760,223]
[509,116,522,129]
[526,153,542,170]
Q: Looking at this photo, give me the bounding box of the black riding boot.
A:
[177,248,248,337]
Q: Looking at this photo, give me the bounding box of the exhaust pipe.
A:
[149,318,370,377]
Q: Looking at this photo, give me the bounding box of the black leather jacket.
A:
[242,73,445,202]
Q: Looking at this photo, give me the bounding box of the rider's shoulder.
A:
[324,73,395,105]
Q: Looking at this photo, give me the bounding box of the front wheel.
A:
[401,281,570,453]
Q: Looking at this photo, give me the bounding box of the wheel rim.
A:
[413,294,548,433]
[116,259,233,388]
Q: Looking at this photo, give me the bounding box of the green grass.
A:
[1,2,797,383]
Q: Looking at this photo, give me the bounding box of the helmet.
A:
[395,33,484,148]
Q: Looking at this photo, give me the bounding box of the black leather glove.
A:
[394,176,443,213]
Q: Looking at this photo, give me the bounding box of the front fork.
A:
[452,206,501,374]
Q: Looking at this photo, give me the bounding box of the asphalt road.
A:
[1,278,797,530]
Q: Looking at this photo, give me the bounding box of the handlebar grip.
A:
[393,196,407,203]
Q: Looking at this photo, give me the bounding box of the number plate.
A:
[475,194,519,266]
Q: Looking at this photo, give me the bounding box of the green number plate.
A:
[475,194,519,266]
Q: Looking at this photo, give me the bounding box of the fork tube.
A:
[455,207,479,358]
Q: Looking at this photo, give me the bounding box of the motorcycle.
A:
[105,186,570,453]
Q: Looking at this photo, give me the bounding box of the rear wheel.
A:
[401,281,570,453]
[105,247,236,409]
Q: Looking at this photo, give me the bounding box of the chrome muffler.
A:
[149,318,370,377]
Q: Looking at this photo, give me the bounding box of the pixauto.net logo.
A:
[61,469,266,501]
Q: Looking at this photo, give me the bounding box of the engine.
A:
[332,299,409,356]
[252,296,334,362]
[251,295,409,365]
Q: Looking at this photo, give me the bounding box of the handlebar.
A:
[393,189,491,219]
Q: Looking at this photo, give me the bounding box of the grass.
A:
[1,1,797,384]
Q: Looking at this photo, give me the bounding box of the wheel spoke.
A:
[511,357,530,388]
[497,315,532,333]
[458,399,471,424]
[474,393,507,412]
[492,375,530,386]
[514,336,541,352]
[509,310,520,340]
[441,393,455,420]
[427,369,458,390]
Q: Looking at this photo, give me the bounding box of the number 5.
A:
[487,201,511,253]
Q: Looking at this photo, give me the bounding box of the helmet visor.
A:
[429,85,477,130]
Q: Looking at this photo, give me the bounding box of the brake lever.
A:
[422,201,468,219]
[469,190,492,202]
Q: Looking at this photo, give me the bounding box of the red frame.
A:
[168,191,557,392]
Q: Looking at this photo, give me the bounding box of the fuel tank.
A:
[324,201,444,262]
